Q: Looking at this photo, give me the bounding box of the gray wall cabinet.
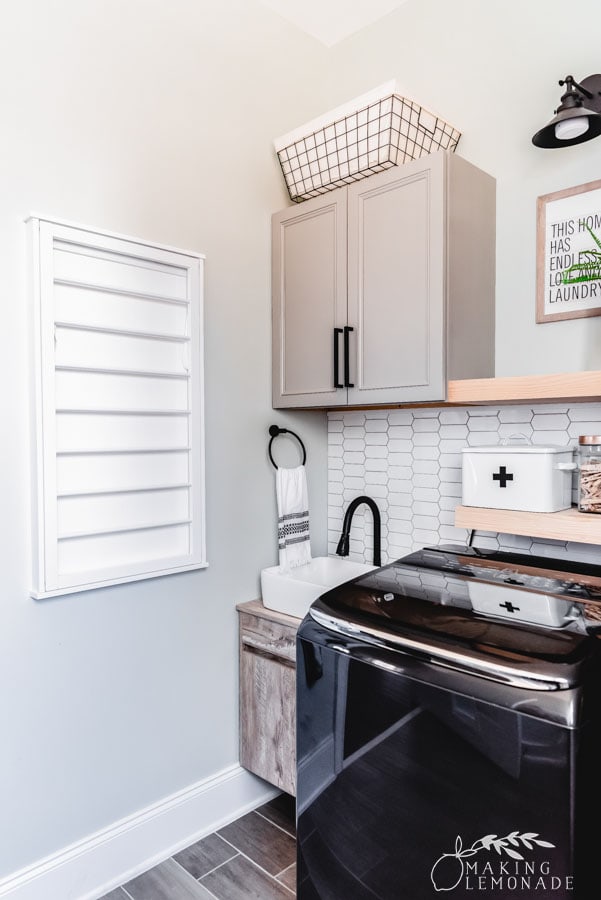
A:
[272,151,495,408]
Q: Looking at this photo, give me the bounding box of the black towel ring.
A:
[268,425,307,469]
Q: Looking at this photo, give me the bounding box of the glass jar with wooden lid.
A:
[577,436,601,513]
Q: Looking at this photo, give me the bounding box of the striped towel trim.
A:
[278,513,310,550]
[278,510,309,522]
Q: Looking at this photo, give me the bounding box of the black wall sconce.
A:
[532,74,601,147]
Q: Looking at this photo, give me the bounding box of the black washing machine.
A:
[296,545,601,899]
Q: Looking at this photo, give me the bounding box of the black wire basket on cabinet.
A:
[275,92,461,203]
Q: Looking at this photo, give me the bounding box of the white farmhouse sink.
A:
[261,556,376,620]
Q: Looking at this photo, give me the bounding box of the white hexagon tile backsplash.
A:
[327,403,601,566]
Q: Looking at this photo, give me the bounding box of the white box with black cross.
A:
[461,443,576,513]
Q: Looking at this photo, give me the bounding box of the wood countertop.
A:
[236,598,302,629]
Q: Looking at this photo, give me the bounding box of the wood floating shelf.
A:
[455,505,601,547]
[447,370,601,405]
[341,370,601,412]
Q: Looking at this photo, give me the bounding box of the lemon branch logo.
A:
[430,832,555,892]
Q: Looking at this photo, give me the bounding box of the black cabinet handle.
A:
[344,326,354,388]
[333,328,343,389]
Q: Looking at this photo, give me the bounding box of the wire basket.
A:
[276,93,461,203]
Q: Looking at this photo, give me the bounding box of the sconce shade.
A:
[532,73,601,148]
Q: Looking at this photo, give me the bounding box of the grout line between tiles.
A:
[216,833,295,890]
[195,881,221,900]
[275,861,297,895]
[120,888,135,900]
[193,851,240,881]
[168,856,221,900]
[275,861,296,879]
[254,809,296,840]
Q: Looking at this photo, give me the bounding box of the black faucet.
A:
[336,495,381,567]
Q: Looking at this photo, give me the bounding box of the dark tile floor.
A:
[100,794,296,900]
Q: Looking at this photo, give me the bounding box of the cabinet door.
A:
[272,192,348,408]
[346,154,446,405]
[239,620,296,795]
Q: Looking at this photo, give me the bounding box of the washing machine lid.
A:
[309,545,601,691]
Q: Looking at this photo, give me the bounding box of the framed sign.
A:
[537,178,601,323]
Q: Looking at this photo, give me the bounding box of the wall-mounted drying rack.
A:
[28,214,207,599]
[268,425,307,469]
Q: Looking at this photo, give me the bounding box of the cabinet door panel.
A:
[272,193,347,408]
[240,641,296,796]
[347,155,446,405]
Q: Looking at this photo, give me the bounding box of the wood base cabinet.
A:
[238,602,298,796]
[272,150,496,408]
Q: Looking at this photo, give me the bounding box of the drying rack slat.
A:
[54,320,190,343]
[58,518,192,541]
[56,446,191,456]
[57,482,192,498]
[55,364,190,379]
[54,277,191,306]
[56,407,191,416]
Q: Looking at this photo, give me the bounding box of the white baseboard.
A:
[0,765,278,900]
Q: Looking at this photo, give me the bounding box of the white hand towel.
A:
[276,465,312,571]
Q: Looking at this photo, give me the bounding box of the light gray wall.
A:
[291,0,601,376]
[0,0,329,878]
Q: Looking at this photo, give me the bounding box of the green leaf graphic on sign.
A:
[562,224,601,283]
